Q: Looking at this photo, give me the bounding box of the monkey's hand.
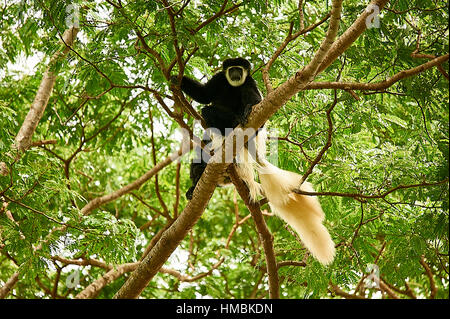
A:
[170,75,181,86]
[237,104,253,126]
[185,186,195,200]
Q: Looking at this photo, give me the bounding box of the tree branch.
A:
[14,27,79,152]
[112,0,399,299]
[316,0,390,74]
[294,179,449,201]
[0,272,19,299]
[305,54,449,91]
[228,165,280,299]
[419,255,437,299]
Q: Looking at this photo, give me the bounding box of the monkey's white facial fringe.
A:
[225,66,247,87]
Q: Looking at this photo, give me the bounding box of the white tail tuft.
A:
[233,128,335,265]
[235,131,264,202]
[259,160,335,265]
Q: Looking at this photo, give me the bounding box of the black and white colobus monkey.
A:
[176,57,261,200]
[179,57,261,135]
[176,58,335,265]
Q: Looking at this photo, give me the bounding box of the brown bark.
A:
[113,163,226,298]
[14,27,79,152]
[305,54,449,91]
[316,0,390,74]
[75,263,138,299]
[228,165,280,299]
[112,0,445,299]
[0,272,19,299]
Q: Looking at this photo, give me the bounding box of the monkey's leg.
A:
[186,131,213,200]
[186,160,207,200]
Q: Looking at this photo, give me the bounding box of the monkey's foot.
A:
[185,186,195,200]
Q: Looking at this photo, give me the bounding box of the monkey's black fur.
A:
[180,58,261,135]
[178,58,262,200]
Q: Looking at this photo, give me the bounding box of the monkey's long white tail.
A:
[237,128,335,265]
[258,159,335,265]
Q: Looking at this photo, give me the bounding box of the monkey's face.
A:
[225,66,248,87]
[223,57,251,87]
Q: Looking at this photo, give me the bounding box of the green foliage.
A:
[0,0,448,299]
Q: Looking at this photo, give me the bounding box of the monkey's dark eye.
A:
[228,67,243,81]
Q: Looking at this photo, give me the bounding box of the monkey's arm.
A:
[179,73,222,104]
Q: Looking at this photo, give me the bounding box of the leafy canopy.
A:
[0,0,448,299]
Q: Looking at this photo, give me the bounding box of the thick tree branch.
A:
[0,272,19,299]
[316,0,390,74]
[14,27,79,152]
[112,0,396,299]
[296,0,343,82]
